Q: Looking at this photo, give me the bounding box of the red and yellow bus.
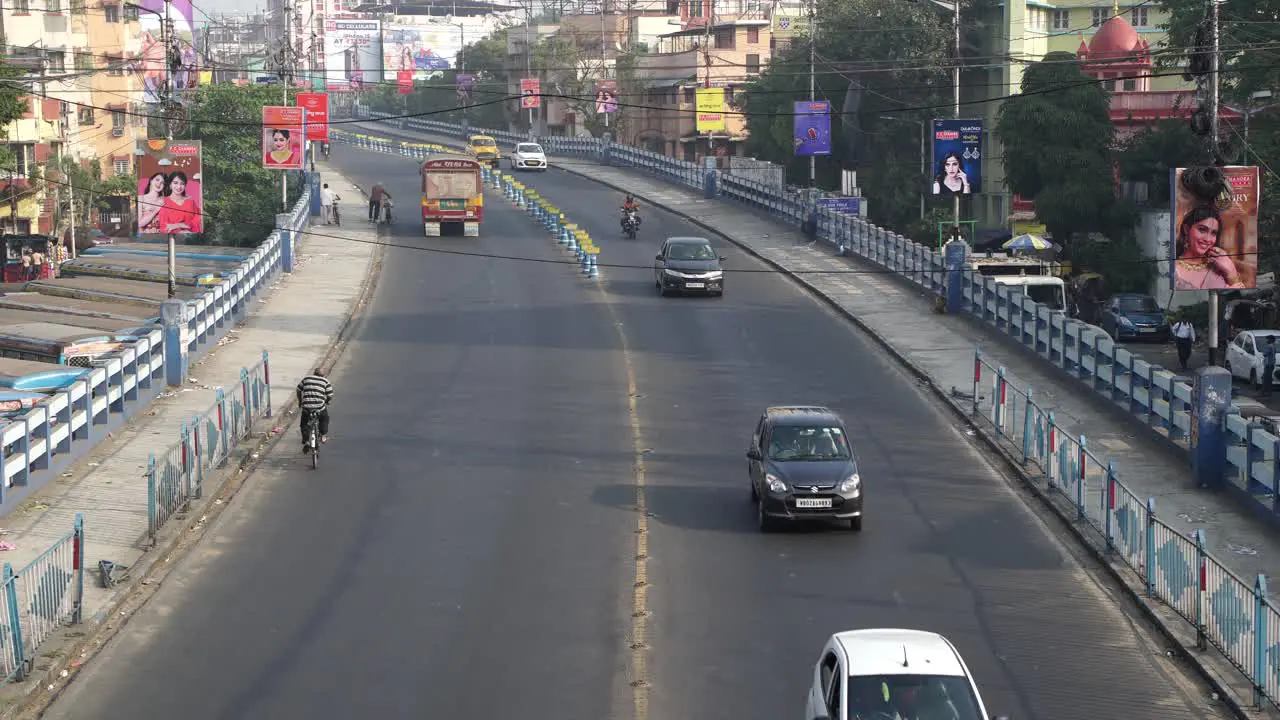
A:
[421,155,484,237]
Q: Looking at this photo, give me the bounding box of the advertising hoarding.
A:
[695,88,726,133]
[595,81,618,114]
[382,24,457,80]
[520,78,540,109]
[262,106,306,170]
[136,139,203,237]
[793,101,832,156]
[1170,166,1261,291]
[931,118,983,195]
[324,19,383,92]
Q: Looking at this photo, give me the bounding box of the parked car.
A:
[1225,329,1280,390]
[1101,292,1170,342]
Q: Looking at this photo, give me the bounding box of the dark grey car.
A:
[654,236,725,296]
[747,406,863,532]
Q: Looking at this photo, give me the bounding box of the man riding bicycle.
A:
[297,367,334,454]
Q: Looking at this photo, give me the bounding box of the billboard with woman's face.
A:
[1171,166,1261,291]
[931,119,982,195]
[262,106,306,170]
[136,139,203,238]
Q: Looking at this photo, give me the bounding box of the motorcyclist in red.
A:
[620,194,641,230]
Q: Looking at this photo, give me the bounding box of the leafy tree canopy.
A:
[740,0,953,236]
[185,83,305,246]
[0,60,31,170]
[996,51,1129,248]
[1155,0,1280,101]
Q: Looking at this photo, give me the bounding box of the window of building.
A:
[4,144,34,177]
[105,53,123,76]
[70,0,84,13]
[1051,9,1070,29]
[77,105,94,124]
[683,87,695,104]
[714,28,734,48]
[123,3,138,20]
[12,0,29,13]
[1091,7,1110,26]
[113,158,131,176]
[46,0,61,13]
[74,51,93,71]
[44,50,65,73]
[1129,6,1149,26]
[1122,77,1137,91]
[746,53,760,74]
[104,3,119,21]
[666,0,679,11]
[1026,8,1046,30]
[690,0,703,18]
[111,109,125,135]
[747,26,759,43]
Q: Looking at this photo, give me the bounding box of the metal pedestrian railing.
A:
[147,351,274,541]
[0,514,84,682]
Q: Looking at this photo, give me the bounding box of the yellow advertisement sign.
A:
[1012,221,1047,236]
[695,87,726,133]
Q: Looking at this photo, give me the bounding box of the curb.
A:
[548,161,1252,720]
[2,189,388,720]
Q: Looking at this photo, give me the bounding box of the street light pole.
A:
[808,0,815,187]
[950,0,959,227]
[163,0,176,299]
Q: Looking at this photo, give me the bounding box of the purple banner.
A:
[793,101,832,157]
[138,0,199,104]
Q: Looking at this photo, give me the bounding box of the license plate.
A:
[685,282,705,289]
[1139,328,1156,333]
[795,498,832,508]
[439,200,464,210]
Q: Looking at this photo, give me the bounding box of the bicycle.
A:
[379,197,393,225]
[302,411,319,469]
[331,195,341,226]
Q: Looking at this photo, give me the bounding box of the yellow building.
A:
[79,0,147,179]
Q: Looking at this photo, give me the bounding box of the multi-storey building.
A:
[82,0,147,180]
[626,17,770,160]
[0,0,90,234]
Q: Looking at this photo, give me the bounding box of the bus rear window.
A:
[424,172,478,200]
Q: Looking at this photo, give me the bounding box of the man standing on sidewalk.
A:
[1172,317,1196,371]
[320,183,335,225]
[369,183,386,222]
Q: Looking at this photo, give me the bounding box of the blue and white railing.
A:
[347,109,1277,527]
[0,185,314,684]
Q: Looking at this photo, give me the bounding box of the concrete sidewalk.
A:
[0,161,378,710]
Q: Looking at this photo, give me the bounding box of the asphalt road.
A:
[40,146,1224,720]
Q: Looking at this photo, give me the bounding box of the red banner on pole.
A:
[297,92,329,141]
[398,70,413,95]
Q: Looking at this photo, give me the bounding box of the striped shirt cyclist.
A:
[296,371,334,411]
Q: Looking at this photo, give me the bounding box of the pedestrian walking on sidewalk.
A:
[320,183,335,225]
[1172,318,1196,370]
[1264,336,1277,396]
[369,183,386,222]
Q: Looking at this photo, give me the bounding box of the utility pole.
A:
[1206,0,1223,364]
[525,0,533,130]
[702,0,713,156]
[163,0,176,299]
[281,1,291,212]
[951,0,960,227]
[601,3,609,131]
[807,0,815,187]
[310,29,317,172]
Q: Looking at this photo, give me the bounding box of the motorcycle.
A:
[622,209,639,239]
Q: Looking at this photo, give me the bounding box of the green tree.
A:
[1155,0,1280,102]
[740,0,953,235]
[186,83,305,246]
[0,60,34,219]
[996,52,1129,251]
[1116,118,1204,206]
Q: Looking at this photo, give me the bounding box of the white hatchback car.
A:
[510,142,547,171]
[805,628,1007,720]
[1225,329,1280,389]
